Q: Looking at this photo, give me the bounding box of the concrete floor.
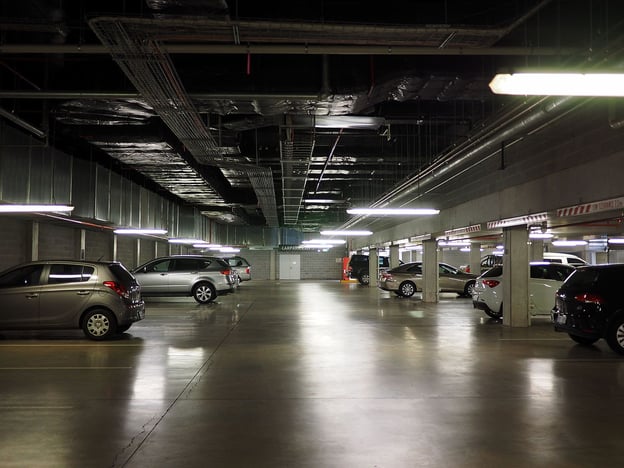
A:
[1,280,623,467]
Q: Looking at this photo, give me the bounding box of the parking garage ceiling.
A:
[1,0,623,235]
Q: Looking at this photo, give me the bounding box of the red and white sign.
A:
[557,197,624,217]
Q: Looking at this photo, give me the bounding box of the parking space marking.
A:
[0,366,132,370]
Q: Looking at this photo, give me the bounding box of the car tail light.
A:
[574,293,605,304]
[103,280,129,299]
[245,267,250,274]
[381,272,392,280]
[220,269,232,276]
[482,279,500,288]
[465,266,471,273]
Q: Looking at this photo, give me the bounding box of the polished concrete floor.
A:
[1,280,624,467]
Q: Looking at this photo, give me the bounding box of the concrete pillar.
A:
[79,229,86,260]
[502,225,530,327]
[368,248,379,286]
[30,221,39,261]
[270,250,277,280]
[469,242,481,274]
[422,239,439,303]
[390,245,400,268]
[529,239,544,262]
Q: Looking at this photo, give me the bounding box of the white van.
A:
[542,252,587,266]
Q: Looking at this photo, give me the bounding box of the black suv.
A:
[552,264,624,354]
[348,254,390,285]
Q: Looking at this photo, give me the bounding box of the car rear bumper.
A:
[121,300,145,324]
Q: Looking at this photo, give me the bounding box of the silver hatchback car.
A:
[132,255,236,304]
[0,260,145,340]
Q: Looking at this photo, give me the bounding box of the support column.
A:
[30,221,39,261]
[270,249,277,280]
[389,245,400,269]
[112,234,118,261]
[469,242,481,274]
[422,239,439,303]
[529,239,544,262]
[79,229,86,260]
[502,225,530,327]
[368,248,379,286]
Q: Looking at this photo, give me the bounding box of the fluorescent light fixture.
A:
[320,230,373,236]
[220,247,240,253]
[492,250,504,255]
[114,228,167,235]
[302,239,346,245]
[489,73,624,96]
[193,243,222,248]
[168,238,205,244]
[608,238,624,244]
[299,243,333,249]
[0,204,74,213]
[552,240,588,247]
[347,208,439,216]
[529,232,554,239]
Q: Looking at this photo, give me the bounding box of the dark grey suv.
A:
[133,255,236,304]
[0,260,145,340]
[552,264,624,355]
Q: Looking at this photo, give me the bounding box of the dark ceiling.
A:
[0,0,620,232]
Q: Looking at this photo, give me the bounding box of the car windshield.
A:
[481,266,503,278]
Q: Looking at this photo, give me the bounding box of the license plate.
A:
[556,313,567,325]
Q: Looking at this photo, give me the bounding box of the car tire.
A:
[606,314,624,355]
[398,281,416,297]
[568,333,599,346]
[193,282,216,304]
[463,281,476,298]
[358,273,370,285]
[82,309,116,340]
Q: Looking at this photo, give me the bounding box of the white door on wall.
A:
[279,254,301,280]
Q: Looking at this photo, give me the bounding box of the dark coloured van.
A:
[348,254,390,285]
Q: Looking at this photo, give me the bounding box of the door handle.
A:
[160,273,168,276]
[25,294,38,299]
[76,291,91,296]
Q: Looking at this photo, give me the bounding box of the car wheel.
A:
[398,281,416,297]
[606,314,624,355]
[82,309,116,340]
[463,281,476,297]
[358,273,370,285]
[568,333,599,346]
[193,282,216,304]
[485,305,502,319]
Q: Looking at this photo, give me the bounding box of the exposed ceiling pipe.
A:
[339,95,585,230]
[0,43,579,56]
[0,107,46,139]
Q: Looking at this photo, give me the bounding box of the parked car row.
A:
[378,254,624,355]
[379,262,477,297]
[0,254,252,340]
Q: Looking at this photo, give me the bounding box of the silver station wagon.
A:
[0,260,145,340]
[133,255,237,304]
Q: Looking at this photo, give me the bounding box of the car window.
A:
[144,259,171,273]
[0,265,44,288]
[547,265,575,281]
[48,264,94,284]
[198,259,214,269]
[172,259,202,271]
[406,264,422,273]
[108,263,136,284]
[482,266,503,278]
[439,264,457,275]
